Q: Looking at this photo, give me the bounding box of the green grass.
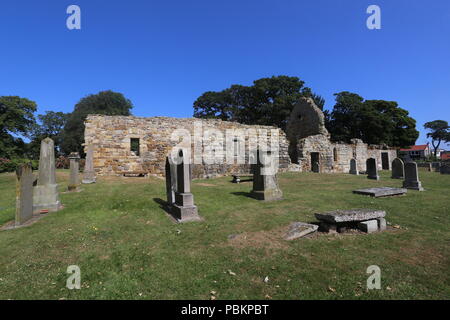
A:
[0,169,449,300]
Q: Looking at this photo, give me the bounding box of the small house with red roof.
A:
[440,151,450,161]
[399,144,431,160]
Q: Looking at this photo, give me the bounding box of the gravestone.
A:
[440,163,450,175]
[353,187,407,197]
[33,138,62,213]
[349,158,358,175]
[165,156,177,205]
[391,158,405,179]
[82,145,96,184]
[68,152,81,192]
[315,209,386,223]
[284,222,318,240]
[315,209,387,234]
[15,163,34,226]
[366,158,379,180]
[403,162,424,191]
[170,149,201,222]
[250,150,283,201]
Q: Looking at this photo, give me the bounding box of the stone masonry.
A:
[84,116,291,179]
[84,98,398,178]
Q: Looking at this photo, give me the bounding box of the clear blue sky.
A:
[1,0,449,148]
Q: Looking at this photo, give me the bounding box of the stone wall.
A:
[84,99,398,178]
[296,136,397,173]
[84,115,291,178]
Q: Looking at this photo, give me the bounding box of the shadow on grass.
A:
[153,198,171,215]
[230,191,254,199]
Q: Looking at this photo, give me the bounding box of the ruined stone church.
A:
[84,98,397,178]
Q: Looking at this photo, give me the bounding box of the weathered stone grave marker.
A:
[353,187,407,198]
[315,209,386,234]
[283,222,318,240]
[349,158,359,175]
[366,158,379,180]
[68,152,81,192]
[391,158,404,179]
[15,163,34,226]
[33,138,62,213]
[403,162,424,191]
[250,150,283,201]
[440,163,450,175]
[165,156,177,206]
[82,144,96,184]
[170,149,201,222]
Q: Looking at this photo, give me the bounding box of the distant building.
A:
[436,149,446,159]
[441,151,450,161]
[399,144,431,160]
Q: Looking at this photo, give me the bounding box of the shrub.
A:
[0,158,38,173]
[56,156,69,169]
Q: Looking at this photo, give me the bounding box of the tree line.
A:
[1,75,448,169]
[0,91,133,162]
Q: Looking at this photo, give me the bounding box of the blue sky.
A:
[1,0,449,148]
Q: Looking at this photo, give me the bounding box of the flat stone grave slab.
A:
[284,222,318,240]
[353,187,407,198]
[315,209,386,224]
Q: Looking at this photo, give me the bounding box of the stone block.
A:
[358,220,378,233]
[377,218,387,231]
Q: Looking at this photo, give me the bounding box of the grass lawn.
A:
[0,169,449,300]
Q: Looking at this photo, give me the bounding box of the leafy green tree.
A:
[193,76,324,131]
[327,92,419,147]
[424,120,450,158]
[27,111,69,159]
[60,90,133,155]
[326,92,365,142]
[0,96,37,158]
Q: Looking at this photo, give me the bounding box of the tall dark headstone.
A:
[165,156,177,205]
[403,162,424,191]
[82,145,96,184]
[366,158,379,180]
[33,138,62,213]
[391,158,404,179]
[250,150,283,201]
[170,149,201,222]
[68,152,81,192]
[15,163,34,226]
[349,159,358,175]
[440,163,450,175]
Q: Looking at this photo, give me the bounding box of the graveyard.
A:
[0,166,449,299]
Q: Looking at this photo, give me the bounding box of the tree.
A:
[0,96,37,158]
[27,111,69,159]
[60,90,133,155]
[424,120,450,158]
[193,76,325,131]
[327,92,419,147]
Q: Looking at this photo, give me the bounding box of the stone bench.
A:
[122,171,148,177]
[231,174,253,183]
